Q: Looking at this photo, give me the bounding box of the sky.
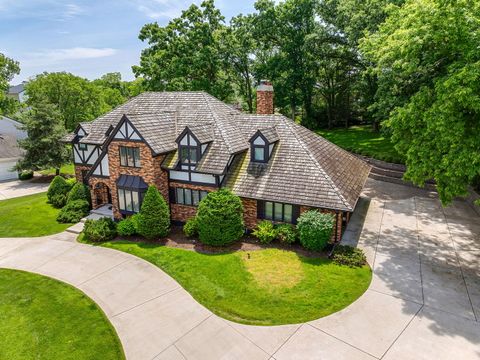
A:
[0,0,259,85]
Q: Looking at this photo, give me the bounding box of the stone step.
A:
[81,213,107,223]
[66,222,84,234]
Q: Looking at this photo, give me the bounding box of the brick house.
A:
[64,82,370,241]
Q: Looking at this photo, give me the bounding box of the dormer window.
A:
[250,128,279,163]
[179,133,200,166]
[176,126,213,171]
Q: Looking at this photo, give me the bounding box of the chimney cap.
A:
[257,80,273,92]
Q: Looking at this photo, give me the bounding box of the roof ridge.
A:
[285,120,351,209]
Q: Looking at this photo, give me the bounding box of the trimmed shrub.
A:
[50,193,67,208]
[67,182,91,206]
[47,176,70,206]
[332,245,367,267]
[136,186,170,240]
[183,217,198,237]
[56,200,90,223]
[18,170,34,180]
[66,177,77,190]
[252,221,277,244]
[297,211,335,251]
[276,224,297,244]
[83,217,117,242]
[117,218,137,237]
[196,189,244,246]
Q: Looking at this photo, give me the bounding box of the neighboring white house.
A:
[0,116,26,181]
[7,82,28,103]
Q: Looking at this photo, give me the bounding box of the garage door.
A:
[0,160,18,181]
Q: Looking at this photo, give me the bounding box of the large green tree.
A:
[16,98,70,174]
[25,72,109,130]
[133,0,233,100]
[361,0,480,203]
[0,53,20,116]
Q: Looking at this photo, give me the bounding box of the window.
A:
[259,201,297,223]
[120,146,141,168]
[173,187,208,206]
[78,143,87,151]
[254,147,265,162]
[179,134,200,166]
[118,188,145,213]
[251,134,270,163]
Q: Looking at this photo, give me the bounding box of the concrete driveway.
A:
[0,179,479,359]
[0,178,49,200]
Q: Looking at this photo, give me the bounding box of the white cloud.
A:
[62,3,84,20]
[0,1,85,21]
[24,47,117,65]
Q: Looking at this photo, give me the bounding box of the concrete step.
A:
[81,213,107,223]
[66,222,84,234]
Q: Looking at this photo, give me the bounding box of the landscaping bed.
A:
[0,192,72,237]
[0,269,124,360]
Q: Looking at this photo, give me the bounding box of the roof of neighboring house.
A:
[0,116,26,159]
[8,83,26,95]
[65,92,370,212]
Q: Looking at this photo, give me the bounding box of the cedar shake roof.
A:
[65,91,370,212]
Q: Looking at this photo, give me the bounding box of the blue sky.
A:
[0,0,258,84]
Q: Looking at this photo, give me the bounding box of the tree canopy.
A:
[0,53,20,116]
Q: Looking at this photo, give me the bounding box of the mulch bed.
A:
[115,226,331,259]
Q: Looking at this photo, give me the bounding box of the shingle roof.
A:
[8,83,25,95]
[0,134,24,158]
[66,91,370,211]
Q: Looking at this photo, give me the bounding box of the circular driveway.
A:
[0,180,479,359]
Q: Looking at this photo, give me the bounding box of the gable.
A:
[113,117,142,141]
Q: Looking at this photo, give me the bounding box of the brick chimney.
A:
[256,80,274,115]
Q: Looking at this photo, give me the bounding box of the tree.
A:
[25,72,109,130]
[16,98,70,175]
[196,189,244,246]
[133,0,233,101]
[0,53,20,115]
[137,186,170,239]
[361,0,480,204]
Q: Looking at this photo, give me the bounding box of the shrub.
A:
[47,176,70,205]
[83,217,117,242]
[297,211,335,251]
[332,245,367,267]
[66,177,77,190]
[50,193,67,208]
[67,182,91,206]
[276,224,297,244]
[183,217,198,237]
[117,218,137,237]
[56,200,90,223]
[136,186,170,240]
[196,188,244,246]
[18,170,34,180]
[252,221,277,244]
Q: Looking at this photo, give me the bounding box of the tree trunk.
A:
[55,168,60,176]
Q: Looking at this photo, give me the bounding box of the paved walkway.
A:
[0,179,479,359]
[0,178,49,200]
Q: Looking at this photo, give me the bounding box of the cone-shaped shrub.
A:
[67,182,91,207]
[47,176,70,207]
[136,186,170,240]
[196,188,244,246]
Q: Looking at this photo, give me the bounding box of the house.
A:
[64,82,370,240]
[7,82,28,103]
[0,116,26,181]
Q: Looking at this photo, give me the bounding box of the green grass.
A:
[317,125,405,164]
[102,241,372,325]
[0,192,71,237]
[0,269,124,360]
[40,163,75,176]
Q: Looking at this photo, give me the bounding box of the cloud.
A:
[134,0,202,20]
[23,47,117,65]
[0,1,85,21]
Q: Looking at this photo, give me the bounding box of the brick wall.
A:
[169,181,218,223]
[256,90,274,115]
[242,198,258,229]
[74,165,91,183]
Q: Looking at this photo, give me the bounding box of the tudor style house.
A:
[64,82,370,241]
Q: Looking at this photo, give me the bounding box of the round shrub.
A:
[117,218,137,237]
[297,211,335,251]
[183,217,198,237]
[332,245,367,267]
[83,217,117,242]
[252,221,277,244]
[136,186,170,240]
[18,170,34,180]
[276,224,297,244]
[56,200,90,223]
[67,182,91,206]
[50,193,67,208]
[196,189,244,246]
[47,176,70,205]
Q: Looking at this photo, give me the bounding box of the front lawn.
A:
[102,240,372,325]
[0,192,71,237]
[39,163,75,176]
[0,269,124,360]
[317,125,405,164]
